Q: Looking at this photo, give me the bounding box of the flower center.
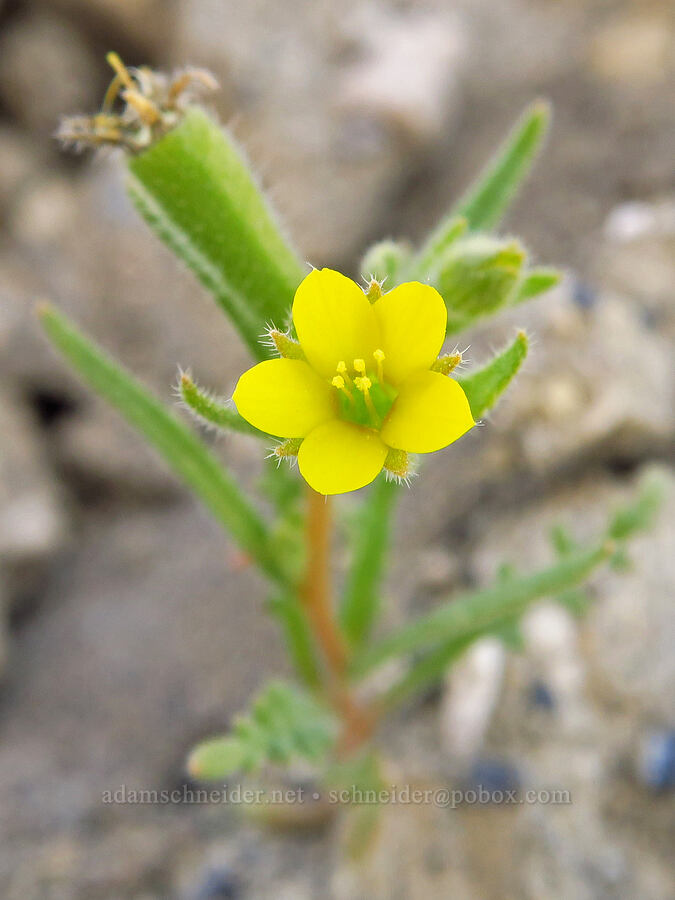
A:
[331,350,397,430]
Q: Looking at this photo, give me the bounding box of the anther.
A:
[336,360,353,388]
[353,359,366,375]
[331,375,352,402]
[373,349,385,381]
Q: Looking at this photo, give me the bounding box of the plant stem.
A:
[301,489,346,674]
[300,488,374,754]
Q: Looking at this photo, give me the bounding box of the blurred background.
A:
[0,0,673,897]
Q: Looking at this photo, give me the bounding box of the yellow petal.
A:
[293,268,379,379]
[298,420,388,495]
[380,371,474,453]
[373,282,447,385]
[233,358,334,438]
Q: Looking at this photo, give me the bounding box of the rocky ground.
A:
[0,0,673,897]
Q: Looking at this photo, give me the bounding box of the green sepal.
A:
[512,267,561,305]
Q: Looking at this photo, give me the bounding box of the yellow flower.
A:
[233,268,475,494]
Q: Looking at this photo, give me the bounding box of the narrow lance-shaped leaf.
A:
[455,100,550,232]
[458,330,528,419]
[267,593,322,688]
[340,476,400,648]
[178,370,271,439]
[39,305,287,584]
[352,542,612,677]
[410,102,549,279]
[127,107,306,359]
[373,474,666,699]
[380,635,475,711]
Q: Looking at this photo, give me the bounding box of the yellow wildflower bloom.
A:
[233,268,475,494]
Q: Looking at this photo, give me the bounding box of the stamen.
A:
[107,52,135,87]
[331,375,353,402]
[373,348,385,381]
[353,359,366,376]
[123,89,161,125]
[355,376,377,420]
[336,360,353,388]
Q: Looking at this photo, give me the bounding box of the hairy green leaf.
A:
[352,542,612,677]
[39,305,286,583]
[458,331,528,419]
[454,100,551,232]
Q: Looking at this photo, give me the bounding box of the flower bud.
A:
[432,235,526,333]
[360,240,411,290]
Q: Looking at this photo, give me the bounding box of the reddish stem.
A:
[300,488,375,753]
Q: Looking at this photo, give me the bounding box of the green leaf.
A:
[186,737,250,781]
[556,588,592,617]
[549,523,577,557]
[458,330,528,419]
[352,542,612,678]
[454,100,551,232]
[380,635,475,710]
[127,108,306,359]
[606,471,665,542]
[267,593,322,688]
[39,304,286,584]
[187,681,338,780]
[178,370,270,439]
[512,267,560,305]
[340,476,400,648]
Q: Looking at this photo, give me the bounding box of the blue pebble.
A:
[529,679,556,710]
[190,867,241,900]
[638,731,675,792]
[467,758,521,795]
[571,280,597,310]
